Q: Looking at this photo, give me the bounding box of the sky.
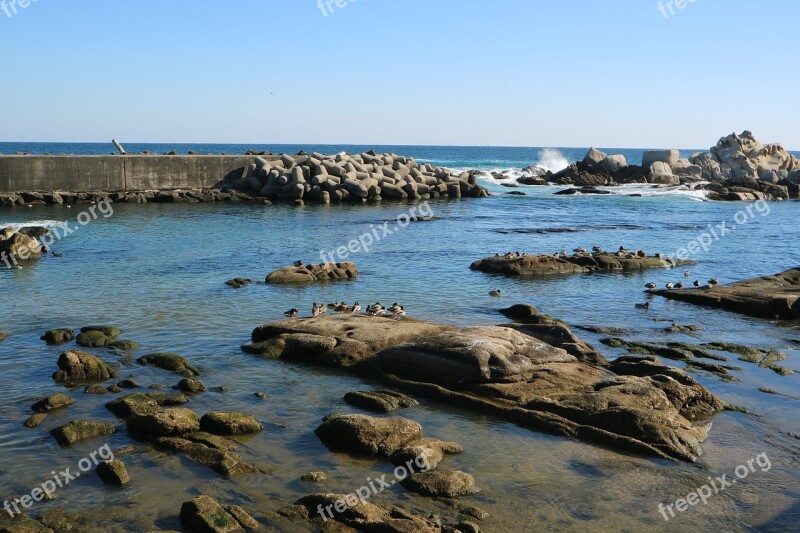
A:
[0,0,798,149]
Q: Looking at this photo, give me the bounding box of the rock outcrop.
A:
[0,227,43,263]
[505,131,800,201]
[52,350,118,383]
[470,251,693,277]
[246,314,725,461]
[653,267,800,319]
[266,262,358,284]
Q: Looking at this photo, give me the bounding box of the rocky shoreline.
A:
[488,131,800,201]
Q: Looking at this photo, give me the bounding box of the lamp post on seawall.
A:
[112,139,126,155]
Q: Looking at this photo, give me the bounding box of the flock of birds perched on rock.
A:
[644,272,720,293]
[496,246,657,260]
[283,302,406,319]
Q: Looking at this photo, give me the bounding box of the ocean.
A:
[1,143,798,531]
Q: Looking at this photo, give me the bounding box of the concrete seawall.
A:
[0,155,262,193]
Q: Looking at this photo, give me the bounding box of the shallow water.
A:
[1,188,799,531]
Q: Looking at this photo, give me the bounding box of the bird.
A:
[573,247,587,254]
[489,290,502,297]
[368,303,385,316]
[592,246,603,253]
[318,303,328,315]
[645,282,657,291]
[693,280,701,288]
[684,271,691,277]
[635,302,651,310]
[388,303,402,314]
[675,282,685,289]
[637,250,646,258]
[619,246,627,252]
[351,302,361,313]
[709,278,720,287]
[51,251,63,257]
[335,302,349,313]
[312,303,320,317]
[284,308,298,319]
[293,260,303,267]
[666,282,675,290]
[392,306,406,318]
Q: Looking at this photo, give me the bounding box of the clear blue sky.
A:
[1,0,797,149]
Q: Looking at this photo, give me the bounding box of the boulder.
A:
[80,325,122,337]
[180,495,255,533]
[76,330,111,348]
[265,262,358,283]
[470,252,693,277]
[106,393,159,417]
[390,438,463,471]
[127,408,200,438]
[157,436,265,477]
[32,393,75,413]
[146,391,189,406]
[582,148,607,169]
[0,229,43,262]
[343,390,419,413]
[96,460,130,485]
[137,353,199,377]
[315,414,422,456]
[24,413,47,428]
[177,378,207,393]
[601,154,627,173]
[200,411,263,436]
[41,329,75,345]
[52,350,117,382]
[51,421,116,446]
[642,149,680,168]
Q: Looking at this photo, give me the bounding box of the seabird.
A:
[312,303,320,317]
[489,290,502,297]
[352,302,362,313]
[675,282,685,289]
[666,282,675,290]
[693,280,701,288]
[709,278,720,287]
[684,271,691,277]
[392,306,406,318]
[388,303,402,314]
[318,303,328,315]
[574,247,587,254]
[335,303,349,313]
[635,302,651,310]
[284,308,298,319]
[645,282,657,291]
[51,251,63,257]
[293,260,303,267]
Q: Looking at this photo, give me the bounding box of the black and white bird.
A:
[284,308,298,319]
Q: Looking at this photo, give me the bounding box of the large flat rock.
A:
[470,252,694,277]
[653,268,800,319]
[246,315,725,461]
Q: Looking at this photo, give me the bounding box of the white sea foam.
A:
[0,220,65,230]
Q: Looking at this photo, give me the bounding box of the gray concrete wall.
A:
[0,155,259,193]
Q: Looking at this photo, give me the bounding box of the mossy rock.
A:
[51,420,116,446]
[52,350,117,383]
[41,328,75,345]
[76,330,110,348]
[137,353,200,377]
[109,340,140,351]
[96,459,130,485]
[200,411,263,436]
[24,413,47,428]
[177,378,207,393]
[106,393,159,417]
[80,325,122,337]
[146,391,189,406]
[32,393,76,413]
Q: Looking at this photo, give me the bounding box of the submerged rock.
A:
[249,315,726,461]
[225,277,253,289]
[157,435,264,477]
[180,495,257,532]
[51,421,116,446]
[24,413,47,428]
[81,325,122,337]
[76,330,111,348]
[106,393,159,417]
[266,261,359,284]
[343,390,419,413]
[403,470,479,498]
[390,438,463,471]
[177,378,207,393]
[137,353,200,377]
[315,414,422,456]
[52,350,117,383]
[96,459,130,485]
[296,493,440,532]
[127,407,200,437]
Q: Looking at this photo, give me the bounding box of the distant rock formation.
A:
[507,131,800,201]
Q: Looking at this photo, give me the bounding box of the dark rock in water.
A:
[0,229,43,261]
[652,268,800,319]
[180,495,258,532]
[295,493,441,531]
[138,353,200,377]
[555,187,611,195]
[402,470,479,498]
[51,421,116,446]
[157,436,265,477]
[80,325,122,337]
[85,384,108,395]
[390,438,463,471]
[117,379,141,389]
[225,277,253,288]
[508,191,527,195]
[315,414,422,457]
[52,350,117,382]
[96,459,130,485]
[266,262,359,284]
[576,325,632,335]
[702,342,764,363]
[471,253,694,277]
[41,328,75,345]
[0,332,5,342]
[146,391,189,406]
[344,390,419,413]
[39,509,78,532]
[109,340,140,351]
[499,304,539,321]
[106,393,159,417]
[200,411,263,436]
[249,315,725,461]
[254,392,267,400]
[106,385,122,394]
[76,330,111,348]
[301,471,328,483]
[127,408,200,438]
[24,413,47,428]
[177,378,207,393]
[32,393,75,413]
[667,324,704,333]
